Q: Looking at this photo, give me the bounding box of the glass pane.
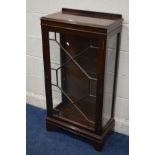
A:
[102,34,117,127]
[49,32,99,129]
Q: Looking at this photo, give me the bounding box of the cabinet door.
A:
[49,31,99,130]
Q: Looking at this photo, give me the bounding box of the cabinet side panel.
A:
[102,35,117,127]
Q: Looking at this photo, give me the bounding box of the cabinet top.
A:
[41,8,123,34]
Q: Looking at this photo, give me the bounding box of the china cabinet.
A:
[41,8,122,151]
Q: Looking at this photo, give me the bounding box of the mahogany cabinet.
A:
[40,8,122,151]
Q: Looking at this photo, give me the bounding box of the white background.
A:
[0,0,155,155]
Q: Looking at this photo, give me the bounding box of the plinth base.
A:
[46,116,115,151]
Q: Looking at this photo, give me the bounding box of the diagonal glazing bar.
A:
[55,40,97,81]
[56,46,90,71]
[51,84,93,123]
[49,38,97,81]
[52,84,73,103]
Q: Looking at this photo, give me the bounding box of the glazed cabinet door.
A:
[46,30,100,131]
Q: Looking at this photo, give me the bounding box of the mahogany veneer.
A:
[41,8,122,151]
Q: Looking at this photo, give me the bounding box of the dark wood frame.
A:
[41,8,122,151]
